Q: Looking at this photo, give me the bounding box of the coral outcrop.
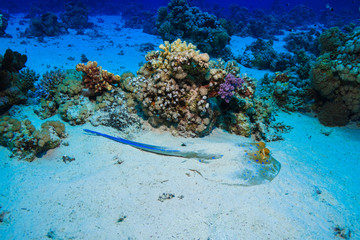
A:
[36,68,66,100]
[76,61,120,95]
[60,2,92,29]
[258,72,314,112]
[156,0,231,57]
[135,39,218,137]
[24,13,67,37]
[0,116,66,161]
[239,39,294,72]
[133,39,285,140]
[0,49,37,113]
[311,27,360,123]
[32,68,141,134]
[0,12,9,37]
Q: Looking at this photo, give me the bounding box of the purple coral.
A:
[218,73,244,103]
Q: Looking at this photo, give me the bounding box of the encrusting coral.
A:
[76,61,120,95]
[0,116,66,161]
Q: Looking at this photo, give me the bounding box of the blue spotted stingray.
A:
[83,129,281,186]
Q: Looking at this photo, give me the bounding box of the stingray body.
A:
[233,142,281,186]
[84,129,281,186]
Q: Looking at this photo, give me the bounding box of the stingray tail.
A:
[83,129,177,152]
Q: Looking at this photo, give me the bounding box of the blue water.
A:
[0,0,360,239]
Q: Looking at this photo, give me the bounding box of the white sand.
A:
[0,14,359,239]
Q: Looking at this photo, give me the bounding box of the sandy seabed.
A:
[0,14,359,240]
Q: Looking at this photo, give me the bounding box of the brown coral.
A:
[76,61,120,94]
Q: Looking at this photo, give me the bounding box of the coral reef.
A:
[35,68,66,99]
[311,27,360,122]
[0,49,37,113]
[239,35,317,80]
[122,4,158,35]
[0,116,66,161]
[76,61,120,95]
[239,39,294,72]
[156,0,231,57]
[218,74,244,103]
[282,5,316,28]
[24,13,67,38]
[33,69,80,119]
[133,39,285,140]
[227,3,356,40]
[228,6,282,39]
[259,72,314,112]
[135,39,218,137]
[58,96,95,125]
[318,27,345,53]
[284,30,320,56]
[60,2,92,29]
[89,88,142,134]
[18,68,39,92]
[0,11,9,37]
[31,67,141,133]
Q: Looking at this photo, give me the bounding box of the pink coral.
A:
[218,73,244,103]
